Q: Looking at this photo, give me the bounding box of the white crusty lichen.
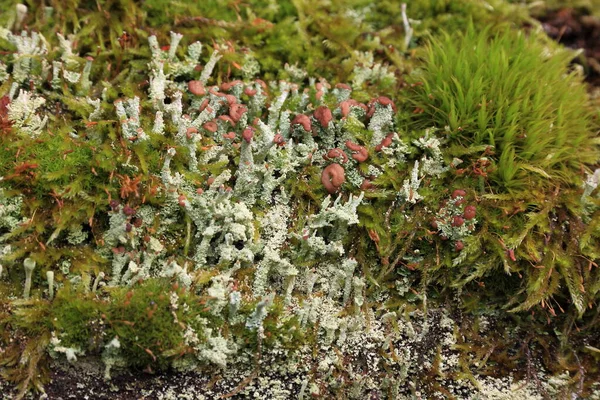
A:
[7,89,48,137]
[102,337,126,380]
[351,50,396,91]
[0,31,572,399]
[0,188,25,231]
[0,61,8,82]
[582,168,600,199]
[5,30,48,83]
[414,130,448,177]
[292,193,364,259]
[253,195,294,297]
[115,96,148,142]
[49,332,82,363]
[399,160,423,204]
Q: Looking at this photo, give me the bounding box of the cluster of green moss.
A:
[0,0,599,398]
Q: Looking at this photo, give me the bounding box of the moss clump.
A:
[408,24,598,192]
[51,285,107,352]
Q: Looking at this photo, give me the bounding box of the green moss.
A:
[408,24,598,192]
[51,285,106,351]
[105,280,187,369]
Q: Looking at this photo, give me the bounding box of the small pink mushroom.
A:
[188,81,206,96]
[345,140,368,163]
[375,133,395,152]
[323,148,348,164]
[314,105,333,128]
[223,131,236,140]
[291,114,312,132]
[242,127,254,143]
[321,163,345,194]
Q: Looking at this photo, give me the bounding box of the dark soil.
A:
[538,8,600,87]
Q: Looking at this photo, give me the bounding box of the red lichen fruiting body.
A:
[188,80,206,96]
[375,133,394,152]
[345,140,368,163]
[273,134,286,146]
[229,103,247,123]
[313,105,332,128]
[321,163,345,194]
[464,205,477,220]
[291,114,312,132]
[339,99,368,118]
[452,189,467,199]
[324,148,348,164]
[203,121,218,133]
[242,127,254,143]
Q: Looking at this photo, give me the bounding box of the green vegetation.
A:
[409,24,596,191]
[0,0,599,398]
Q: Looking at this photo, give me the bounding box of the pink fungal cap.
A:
[203,121,218,133]
[321,163,345,194]
[242,127,254,143]
[188,80,206,96]
[375,133,395,151]
[345,140,368,163]
[291,114,312,132]
[313,105,333,127]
